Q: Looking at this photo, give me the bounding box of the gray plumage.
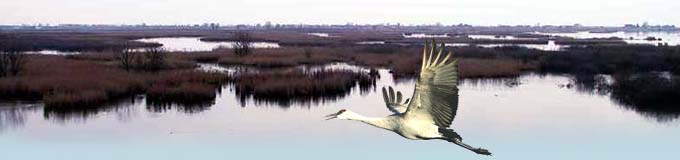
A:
[382,86,409,114]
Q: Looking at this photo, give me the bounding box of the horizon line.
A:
[1,22,677,28]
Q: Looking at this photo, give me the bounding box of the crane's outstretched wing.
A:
[382,86,410,114]
[404,41,459,128]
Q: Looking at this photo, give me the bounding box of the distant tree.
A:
[0,52,7,77]
[232,31,253,56]
[142,47,166,71]
[115,43,135,71]
[0,51,26,77]
[6,51,25,76]
[0,36,27,77]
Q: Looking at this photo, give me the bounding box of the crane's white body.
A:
[326,42,491,156]
[338,112,441,140]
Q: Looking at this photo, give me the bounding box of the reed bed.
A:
[0,55,228,108]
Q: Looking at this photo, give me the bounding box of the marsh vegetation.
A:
[0,28,679,121]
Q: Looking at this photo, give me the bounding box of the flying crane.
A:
[325,41,492,155]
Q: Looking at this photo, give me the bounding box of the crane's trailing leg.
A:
[438,128,462,140]
[438,128,492,156]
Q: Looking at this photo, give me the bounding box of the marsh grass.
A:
[3,29,679,110]
[216,47,346,67]
[146,83,218,107]
[202,45,534,78]
[0,55,229,108]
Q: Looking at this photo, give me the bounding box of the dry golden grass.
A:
[215,47,346,67]
[195,46,533,78]
[458,58,535,78]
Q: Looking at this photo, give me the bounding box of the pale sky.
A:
[1,0,678,26]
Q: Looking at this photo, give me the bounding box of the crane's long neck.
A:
[345,112,393,130]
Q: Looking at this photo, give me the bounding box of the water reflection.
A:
[534,31,680,46]
[146,102,213,114]
[609,73,680,122]
[446,40,566,51]
[199,62,379,107]
[460,77,522,89]
[43,97,139,123]
[567,73,680,122]
[565,74,612,94]
[0,96,215,131]
[235,89,352,108]
[0,103,38,132]
[232,70,378,107]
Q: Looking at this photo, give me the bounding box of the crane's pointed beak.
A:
[324,113,338,120]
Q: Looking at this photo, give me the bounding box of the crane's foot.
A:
[473,148,492,156]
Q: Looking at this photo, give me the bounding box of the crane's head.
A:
[324,109,348,120]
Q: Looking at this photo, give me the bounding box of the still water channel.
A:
[1,63,678,160]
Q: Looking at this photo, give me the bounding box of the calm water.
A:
[307,33,340,38]
[356,41,386,45]
[535,31,680,46]
[401,33,567,51]
[23,50,80,55]
[135,37,280,52]
[447,40,565,51]
[403,33,449,38]
[1,64,679,160]
[467,35,537,40]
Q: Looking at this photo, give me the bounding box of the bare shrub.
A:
[115,44,135,71]
[0,52,6,77]
[142,48,166,71]
[127,47,166,71]
[232,31,253,56]
[0,35,27,77]
[0,51,26,77]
